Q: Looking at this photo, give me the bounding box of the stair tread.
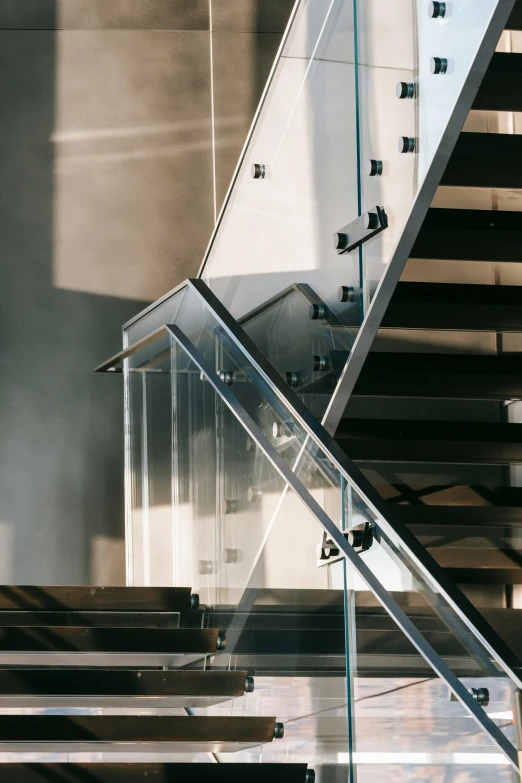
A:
[0,611,181,628]
[3,764,311,783]
[335,418,522,464]
[0,627,219,653]
[381,282,522,331]
[0,669,247,697]
[411,208,522,262]
[355,352,522,399]
[474,53,522,110]
[507,0,522,29]
[393,504,522,525]
[441,132,522,188]
[0,586,195,612]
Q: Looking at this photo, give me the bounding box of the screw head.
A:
[244,676,255,693]
[190,593,200,610]
[365,212,379,230]
[217,634,227,651]
[429,1,446,18]
[309,303,327,320]
[367,159,383,177]
[313,355,328,372]
[247,486,262,502]
[285,371,299,387]
[274,722,285,739]
[398,136,416,153]
[430,56,448,75]
[334,232,350,251]
[198,560,213,575]
[305,772,316,783]
[251,163,266,179]
[396,81,415,99]
[468,687,489,707]
[338,285,355,303]
[218,370,234,385]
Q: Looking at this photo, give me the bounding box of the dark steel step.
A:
[474,52,522,111]
[441,132,522,188]
[354,352,522,400]
[0,586,197,612]
[335,418,522,465]
[3,764,313,783]
[0,670,251,709]
[0,627,220,653]
[0,611,180,628]
[411,208,522,262]
[507,0,522,29]
[394,504,522,526]
[0,715,280,753]
[382,282,522,331]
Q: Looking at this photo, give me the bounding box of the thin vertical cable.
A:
[209,0,218,223]
[352,0,364,324]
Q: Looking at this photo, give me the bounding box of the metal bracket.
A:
[317,521,374,568]
[334,206,388,255]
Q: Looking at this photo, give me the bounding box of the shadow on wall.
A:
[0,5,148,584]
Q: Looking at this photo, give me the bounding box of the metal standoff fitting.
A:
[245,436,257,452]
[198,560,213,575]
[218,370,234,385]
[398,136,416,153]
[274,722,285,739]
[244,676,255,693]
[430,56,448,75]
[247,486,262,502]
[367,159,383,176]
[468,687,489,707]
[251,163,266,179]
[317,542,340,561]
[224,499,237,515]
[309,303,327,320]
[313,355,328,372]
[305,771,316,783]
[429,1,446,17]
[365,212,379,230]
[223,548,239,564]
[190,593,200,610]
[217,633,227,651]
[285,371,299,387]
[348,521,374,553]
[272,421,286,438]
[396,81,415,99]
[333,232,350,252]
[338,285,355,303]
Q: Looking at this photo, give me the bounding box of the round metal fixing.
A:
[309,303,327,321]
[285,371,299,388]
[244,676,255,693]
[429,1,446,18]
[223,548,239,564]
[272,421,285,438]
[245,436,257,453]
[468,687,489,707]
[398,136,416,153]
[313,355,328,372]
[430,56,448,75]
[218,370,234,385]
[365,212,379,230]
[224,499,237,515]
[367,159,383,177]
[317,543,340,561]
[333,232,350,252]
[248,486,262,502]
[396,81,415,99]
[251,163,266,179]
[347,528,365,550]
[338,285,355,303]
[197,560,213,576]
[190,593,200,610]
[305,771,316,783]
[274,722,285,739]
[217,634,227,651]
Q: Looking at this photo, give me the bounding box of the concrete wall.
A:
[0,0,293,584]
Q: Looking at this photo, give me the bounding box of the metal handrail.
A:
[166,320,519,772]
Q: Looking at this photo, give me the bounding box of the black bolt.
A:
[218,370,234,385]
[367,159,383,177]
[190,593,200,610]
[251,163,266,179]
[398,136,416,153]
[309,303,327,320]
[274,722,285,739]
[244,676,255,693]
[430,56,448,75]
[285,371,299,387]
[334,232,350,251]
[338,285,355,303]
[468,687,489,707]
[365,212,379,230]
[429,1,446,18]
[305,772,316,783]
[313,355,328,372]
[396,81,415,99]
[217,634,227,651]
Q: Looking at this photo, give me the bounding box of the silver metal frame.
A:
[166,321,519,772]
[321,0,518,434]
